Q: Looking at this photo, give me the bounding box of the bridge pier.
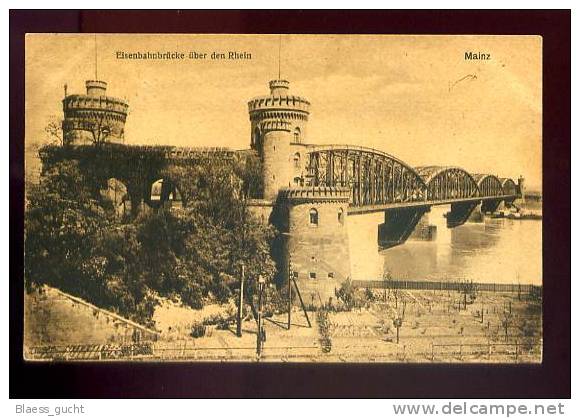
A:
[467,203,485,223]
[446,201,480,228]
[409,210,438,241]
[378,207,430,249]
[481,198,503,214]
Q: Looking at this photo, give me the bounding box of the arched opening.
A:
[148,179,183,209]
[338,207,344,225]
[309,208,319,226]
[293,127,301,143]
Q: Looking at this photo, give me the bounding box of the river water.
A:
[348,206,542,285]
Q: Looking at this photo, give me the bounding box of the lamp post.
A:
[236,263,245,337]
[256,275,266,359]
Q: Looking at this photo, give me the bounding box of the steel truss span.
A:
[416,166,479,201]
[473,173,505,197]
[306,146,518,208]
[305,145,426,207]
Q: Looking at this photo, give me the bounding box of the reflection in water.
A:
[348,206,542,285]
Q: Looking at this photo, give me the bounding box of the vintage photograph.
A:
[23,34,542,363]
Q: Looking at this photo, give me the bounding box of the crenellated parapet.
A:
[249,79,311,153]
[248,96,311,114]
[63,95,129,115]
[279,186,351,204]
[62,80,129,145]
[259,120,292,133]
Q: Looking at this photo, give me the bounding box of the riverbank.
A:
[26,287,542,363]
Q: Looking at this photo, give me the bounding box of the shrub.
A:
[190,322,206,338]
[317,309,332,353]
[335,279,355,310]
[263,286,288,315]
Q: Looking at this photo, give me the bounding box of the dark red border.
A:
[10,10,570,398]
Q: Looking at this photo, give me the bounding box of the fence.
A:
[352,280,542,295]
[430,341,542,362]
[26,342,155,361]
[26,342,320,361]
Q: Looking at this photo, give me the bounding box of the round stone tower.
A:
[260,120,293,200]
[62,80,129,145]
[248,80,311,200]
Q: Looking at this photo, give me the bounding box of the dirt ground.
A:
[148,289,542,363]
[25,287,542,363]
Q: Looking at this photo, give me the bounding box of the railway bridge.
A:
[246,79,522,299]
[56,77,523,302]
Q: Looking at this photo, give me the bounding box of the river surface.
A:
[348,206,542,285]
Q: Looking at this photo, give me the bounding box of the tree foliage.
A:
[25,148,277,327]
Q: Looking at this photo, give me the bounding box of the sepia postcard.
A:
[23,33,542,363]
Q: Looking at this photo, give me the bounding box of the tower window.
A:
[328,272,335,279]
[309,208,318,226]
[293,152,301,169]
[309,272,316,280]
[293,127,301,143]
[338,208,344,225]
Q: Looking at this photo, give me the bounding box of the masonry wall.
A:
[262,129,293,200]
[285,199,351,305]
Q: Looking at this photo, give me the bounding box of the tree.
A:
[458,279,478,309]
[501,310,513,343]
[382,270,392,302]
[87,112,112,145]
[25,146,279,327]
[44,116,64,146]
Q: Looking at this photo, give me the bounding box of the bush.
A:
[335,279,356,310]
[263,286,288,315]
[317,309,332,353]
[190,322,206,338]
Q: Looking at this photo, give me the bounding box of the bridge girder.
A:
[415,166,479,201]
[500,177,518,196]
[473,173,504,197]
[305,146,517,209]
[305,145,427,207]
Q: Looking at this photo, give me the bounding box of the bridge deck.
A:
[347,194,517,215]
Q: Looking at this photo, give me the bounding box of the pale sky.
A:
[25,34,542,189]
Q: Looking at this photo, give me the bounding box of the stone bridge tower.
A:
[248,80,352,303]
[62,80,129,145]
[248,79,311,200]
